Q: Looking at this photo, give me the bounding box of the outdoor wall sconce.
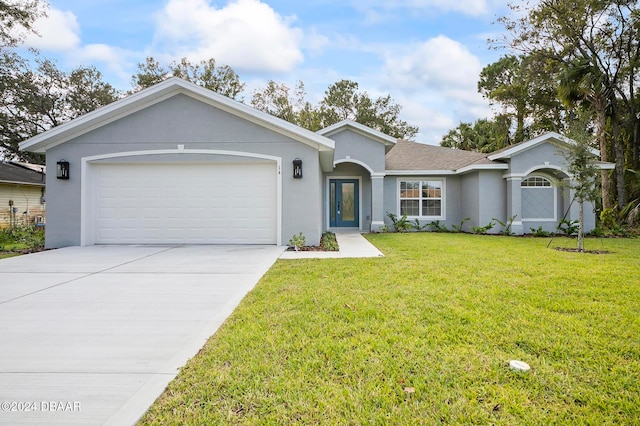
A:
[56,160,70,180]
[293,158,303,179]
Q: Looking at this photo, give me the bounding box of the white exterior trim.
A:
[80,148,283,246]
[396,177,446,221]
[333,158,375,175]
[325,176,363,231]
[488,132,600,160]
[386,169,456,176]
[20,77,335,154]
[456,163,509,174]
[318,119,397,147]
[520,174,558,222]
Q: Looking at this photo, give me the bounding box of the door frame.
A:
[325,176,362,230]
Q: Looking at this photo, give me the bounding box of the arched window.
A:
[521,176,552,187]
[521,176,556,220]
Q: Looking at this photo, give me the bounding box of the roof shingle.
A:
[0,162,46,186]
[385,140,495,171]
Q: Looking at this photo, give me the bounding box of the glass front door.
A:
[330,179,359,227]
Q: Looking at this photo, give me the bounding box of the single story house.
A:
[18,77,613,248]
[0,161,46,228]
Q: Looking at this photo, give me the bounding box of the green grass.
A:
[0,225,45,257]
[139,233,640,425]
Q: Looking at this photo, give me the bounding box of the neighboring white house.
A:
[0,162,46,228]
[18,78,614,248]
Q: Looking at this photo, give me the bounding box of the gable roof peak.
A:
[317,120,397,147]
[487,132,598,160]
[19,76,334,154]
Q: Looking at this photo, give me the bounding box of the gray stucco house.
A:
[19,78,613,248]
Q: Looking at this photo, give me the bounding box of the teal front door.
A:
[330,179,359,227]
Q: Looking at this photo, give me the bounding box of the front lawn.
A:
[140,233,640,425]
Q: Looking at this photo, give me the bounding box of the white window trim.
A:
[520,174,557,222]
[396,177,446,220]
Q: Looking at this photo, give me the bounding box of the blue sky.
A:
[21,0,512,144]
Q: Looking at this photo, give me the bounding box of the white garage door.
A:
[90,162,277,244]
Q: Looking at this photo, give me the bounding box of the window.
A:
[521,176,556,220]
[399,180,444,218]
[521,176,552,187]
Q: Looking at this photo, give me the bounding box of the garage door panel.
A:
[91,162,277,244]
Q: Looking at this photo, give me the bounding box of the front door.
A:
[330,179,359,227]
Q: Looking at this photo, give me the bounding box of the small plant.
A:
[557,219,579,236]
[289,232,306,251]
[379,224,390,233]
[411,219,430,231]
[386,212,412,232]
[529,226,550,237]
[450,218,470,233]
[587,227,606,237]
[471,220,495,234]
[427,220,449,232]
[493,215,517,235]
[319,232,339,251]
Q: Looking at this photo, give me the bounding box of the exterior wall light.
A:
[56,160,70,180]
[293,158,303,179]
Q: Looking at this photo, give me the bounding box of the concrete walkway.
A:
[279,231,384,259]
[0,245,284,425]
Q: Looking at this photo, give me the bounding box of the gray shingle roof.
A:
[0,162,46,186]
[385,139,496,171]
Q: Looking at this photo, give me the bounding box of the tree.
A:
[251,79,418,139]
[441,115,511,152]
[562,116,601,251]
[558,58,614,209]
[0,0,45,48]
[496,0,640,211]
[318,80,418,139]
[478,55,530,143]
[0,53,119,162]
[131,57,245,100]
[250,80,308,124]
[478,54,570,146]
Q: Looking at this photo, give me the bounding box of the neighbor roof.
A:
[19,77,335,154]
[385,140,503,174]
[0,162,46,186]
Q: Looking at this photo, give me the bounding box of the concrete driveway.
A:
[0,245,284,425]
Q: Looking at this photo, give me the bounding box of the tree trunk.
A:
[612,114,626,210]
[578,199,584,252]
[595,105,612,210]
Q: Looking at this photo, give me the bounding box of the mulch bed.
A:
[554,247,611,254]
[286,245,329,252]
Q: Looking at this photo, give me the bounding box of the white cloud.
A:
[153,0,305,73]
[385,35,482,93]
[380,35,490,144]
[23,8,81,51]
[350,0,490,17]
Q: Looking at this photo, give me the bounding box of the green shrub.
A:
[386,212,412,232]
[471,221,495,234]
[529,226,551,237]
[426,220,449,232]
[450,217,470,233]
[493,215,517,235]
[557,219,579,236]
[319,232,339,251]
[289,232,306,251]
[0,224,44,251]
